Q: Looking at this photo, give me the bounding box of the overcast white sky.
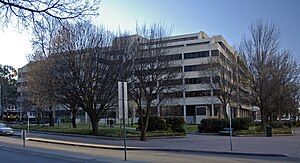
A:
[1,0,299,70]
[0,28,31,69]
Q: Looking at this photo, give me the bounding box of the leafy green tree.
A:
[0,65,17,112]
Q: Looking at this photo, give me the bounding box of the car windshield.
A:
[0,124,8,128]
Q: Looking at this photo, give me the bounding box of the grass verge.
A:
[237,126,293,135]
[10,123,185,138]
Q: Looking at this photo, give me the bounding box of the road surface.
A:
[1,135,300,163]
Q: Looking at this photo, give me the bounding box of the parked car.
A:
[0,123,14,135]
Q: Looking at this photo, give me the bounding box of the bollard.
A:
[266,126,272,137]
[21,130,26,148]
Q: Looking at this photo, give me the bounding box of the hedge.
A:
[138,116,168,132]
[198,117,253,133]
[164,117,185,133]
[138,116,186,134]
[198,118,228,133]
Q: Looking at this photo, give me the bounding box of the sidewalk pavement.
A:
[23,128,300,158]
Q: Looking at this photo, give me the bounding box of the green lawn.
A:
[237,126,293,135]
[10,123,185,137]
[184,124,198,133]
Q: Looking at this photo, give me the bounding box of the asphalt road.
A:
[12,128,300,158]
[1,135,300,163]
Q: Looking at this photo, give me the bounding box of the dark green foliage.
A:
[164,117,185,133]
[60,118,71,123]
[138,116,186,134]
[198,117,253,133]
[138,116,168,132]
[198,118,228,133]
[268,122,284,128]
[231,117,253,131]
[291,121,300,127]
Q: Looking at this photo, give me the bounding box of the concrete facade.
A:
[16,31,253,124]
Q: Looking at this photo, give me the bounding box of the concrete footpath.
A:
[21,128,300,158]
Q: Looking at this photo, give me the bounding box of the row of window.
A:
[186,41,209,47]
[161,90,222,98]
[185,77,221,84]
[185,77,210,84]
[133,77,223,88]
[184,51,209,59]
[184,63,219,72]
[134,49,221,63]
[185,90,211,97]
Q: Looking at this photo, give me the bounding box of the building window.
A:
[186,41,209,47]
[161,79,183,86]
[184,51,209,59]
[186,105,195,116]
[162,92,183,98]
[211,50,219,56]
[158,54,182,61]
[185,77,211,84]
[185,90,211,97]
[196,107,206,115]
[160,105,183,116]
[184,63,217,72]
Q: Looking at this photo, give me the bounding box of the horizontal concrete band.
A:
[27,137,289,158]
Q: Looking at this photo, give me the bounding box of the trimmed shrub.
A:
[231,117,253,131]
[198,118,228,133]
[268,122,284,128]
[138,116,168,132]
[164,117,185,133]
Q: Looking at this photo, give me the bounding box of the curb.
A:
[27,137,289,158]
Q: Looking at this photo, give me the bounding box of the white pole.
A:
[118,81,127,161]
[226,103,233,151]
[122,82,127,161]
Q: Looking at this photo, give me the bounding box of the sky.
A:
[0,0,299,70]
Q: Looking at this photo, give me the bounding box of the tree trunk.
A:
[49,106,54,127]
[138,106,146,141]
[42,109,45,127]
[37,108,41,126]
[261,108,266,128]
[71,110,77,128]
[90,114,98,135]
[140,102,151,141]
[140,114,150,141]
[223,104,228,119]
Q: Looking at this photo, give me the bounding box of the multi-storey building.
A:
[17,31,253,124]
[145,31,252,124]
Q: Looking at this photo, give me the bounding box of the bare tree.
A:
[50,22,120,134]
[197,51,242,119]
[266,51,300,122]
[26,19,61,126]
[26,60,56,126]
[127,23,182,141]
[240,19,300,126]
[0,0,100,28]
